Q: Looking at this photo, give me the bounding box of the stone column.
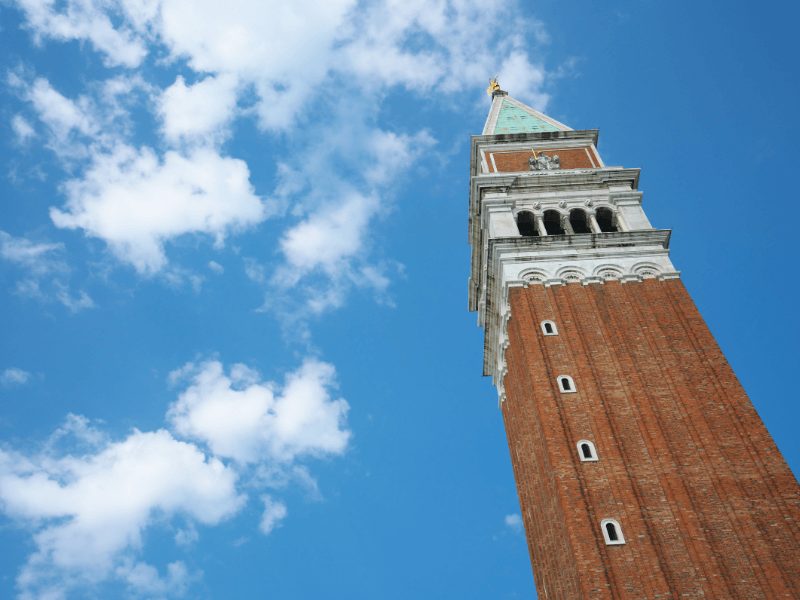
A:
[563,213,575,235]
[589,213,602,233]
[535,214,548,236]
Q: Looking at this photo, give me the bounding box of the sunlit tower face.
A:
[468,82,800,599]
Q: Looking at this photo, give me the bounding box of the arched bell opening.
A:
[569,209,592,234]
[543,210,565,235]
[516,211,538,237]
[596,207,618,232]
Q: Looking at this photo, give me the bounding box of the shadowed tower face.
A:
[468,82,800,599]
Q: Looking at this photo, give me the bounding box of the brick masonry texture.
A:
[501,278,800,599]
[490,147,597,172]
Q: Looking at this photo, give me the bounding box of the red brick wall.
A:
[501,279,800,599]
[490,147,598,172]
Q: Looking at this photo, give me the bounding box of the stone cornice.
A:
[471,168,641,201]
[472,129,600,151]
[489,229,670,255]
[475,231,679,391]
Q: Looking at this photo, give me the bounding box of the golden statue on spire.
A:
[486,77,502,96]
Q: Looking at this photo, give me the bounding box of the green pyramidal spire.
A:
[482,82,571,135]
[494,99,561,134]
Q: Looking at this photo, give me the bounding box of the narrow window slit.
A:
[557,375,576,393]
[601,519,625,545]
[577,440,598,462]
[540,320,558,336]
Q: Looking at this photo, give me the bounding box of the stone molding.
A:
[481,232,680,404]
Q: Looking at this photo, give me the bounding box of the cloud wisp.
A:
[0,230,93,312]
[1,368,32,386]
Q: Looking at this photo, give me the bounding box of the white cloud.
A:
[11,114,36,143]
[0,427,243,598]
[0,355,351,597]
[54,284,95,312]
[146,0,356,131]
[0,231,64,275]
[15,76,101,159]
[258,495,287,535]
[207,260,224,274]
[504,513,523,532]
[243,257,266,284]
[362,129,435,186]
[167,359,350,464]
[46,413,108,450]
[267,123,434,315]
[0,230,93,312]
[279,191,377,278]
[158,74,239,144]
[173,523,199,547]
[13,0,552,129]
[115,559,192,597]
[15,0,147,67]
[27,77,96,139]
[51,144,267,274]
[13,74,151,163]
[1,367,31,386]
[497,50,549,110]
[11,0,553,291]
[335,0,549,103]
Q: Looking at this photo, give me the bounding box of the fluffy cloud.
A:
[12,75,268,276]
[26,77,96,139]
[12,74,151,162]
[0,355,351,597]
[51,144,267,274]
[153,0,355,131]
[497,50,549,110]
[13,0,552,128]
[11,0,552,286]
[158,74,239,143]
[0,427,243,598]
[1,368,32,386]
[17,76,99,159]
[167,359,350,464]
[280,191,377,278]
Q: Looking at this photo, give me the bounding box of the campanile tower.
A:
[468,82,800,598]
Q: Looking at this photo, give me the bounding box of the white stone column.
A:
[589,213,602,233]
[535,214,548,236]
[563,214,575,235]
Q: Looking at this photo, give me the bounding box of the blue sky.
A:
[1,1,798,598]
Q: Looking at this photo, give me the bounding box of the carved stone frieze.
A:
[529,152,561,171]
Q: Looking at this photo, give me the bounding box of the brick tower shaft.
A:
[503,280,799,598]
